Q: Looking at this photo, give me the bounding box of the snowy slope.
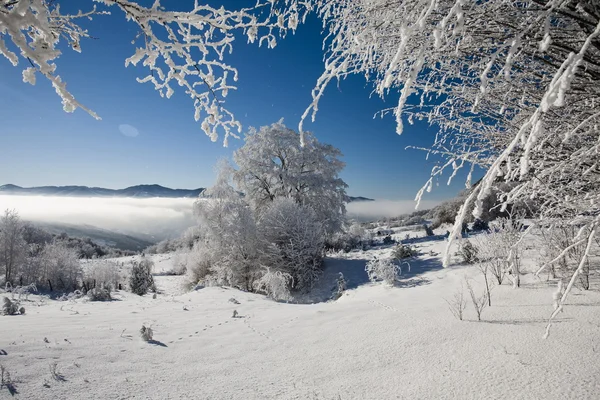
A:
[1,228,599,399]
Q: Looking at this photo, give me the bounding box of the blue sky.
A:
[0,1,481,201]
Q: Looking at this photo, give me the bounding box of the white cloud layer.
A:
[0,196,442,238]
[347,199,441,221]
[0,195,196,237]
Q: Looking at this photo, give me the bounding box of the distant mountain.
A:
[0,184,205,198]
[0,184,374,202]
[347,196,374,202]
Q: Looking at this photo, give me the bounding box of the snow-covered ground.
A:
[1,227,599,399]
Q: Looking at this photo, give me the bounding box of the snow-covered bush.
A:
[331,272,348,301]
[457,240,478,264]
[10,284,37,301]
[392,244,417,260]
[259,198,324,291]
[87,287,112,302]
[405,215,426,226]
[184,242,213,287]
[38,240,83,292]
[327,223,372,252]
[430,200,463,229]
[83,260,121,292]
[473,232,508,285]
[140,325,153,342]
[2,297,23,316]
[163,251,188,276]
[252,269,294,302]
[365,258,400,286]
[129,258,155,296]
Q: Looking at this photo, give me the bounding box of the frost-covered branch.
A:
[1,0,305,144]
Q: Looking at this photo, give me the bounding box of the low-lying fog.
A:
[0,196,440,237]
[346,199,440,221]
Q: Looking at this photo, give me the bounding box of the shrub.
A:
[405,215,426,226]
[392,244,417,259]
[431,200,462,229]
[10,284,37,301]
[252,269,293,302]
[331,272,348,300]
[423,224,434,236]
[445,284,467,321]
[326,223,372,252]
[466,279,489,321]
[365,258,399,286]
[83,260,121,292]
[458,240,478,264]
[129,257,155,296]
[87,287,112,301]
[38,240,82,292]
[185,243,213,287]
[140,325,153,342]
[382,235,395,245]
[471,219,490,232]
[2,297,22,315]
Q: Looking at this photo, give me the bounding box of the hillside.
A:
[33,222,155,252]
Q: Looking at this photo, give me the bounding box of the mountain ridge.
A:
[0,184,374,201]
[0,184,205,198]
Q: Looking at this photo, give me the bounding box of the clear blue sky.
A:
[0,1,481,200]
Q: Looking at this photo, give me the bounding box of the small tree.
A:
[0,210,27,285]
[445,284,467,321]
[466,279,489,321]
[129,257,155,296]
[473,232,508,285]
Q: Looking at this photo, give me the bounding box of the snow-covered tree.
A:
[233,121,348,236]
[258,197,324,291]
[193,162,261,290]
[38,239,82,291]
[0,210,27,285]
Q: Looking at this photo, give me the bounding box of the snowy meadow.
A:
[1,224,599,399]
